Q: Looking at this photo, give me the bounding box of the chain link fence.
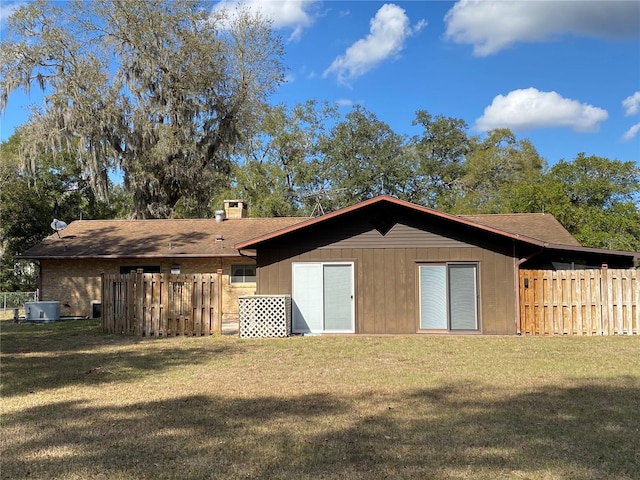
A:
[1,291,39,312]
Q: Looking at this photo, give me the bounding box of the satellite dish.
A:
[51,219,67,237]
[51,219,67,231]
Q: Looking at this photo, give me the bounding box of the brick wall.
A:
[39,257,256,320]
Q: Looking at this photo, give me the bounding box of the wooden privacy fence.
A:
[101,269,223,336]
[520,268,639,336]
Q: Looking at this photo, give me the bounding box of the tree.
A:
[452,129,546,214]
[533,154,640,251]
[411,110,470,210]
[0,133,41,290]
[216,100,339,217]
[0,131,118,290]
[1,0,285,218]
[312,105,415,211]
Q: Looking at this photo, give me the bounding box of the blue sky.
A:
[2,0,639,168]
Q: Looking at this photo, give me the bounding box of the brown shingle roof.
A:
[460,213,581,246]
[19,197,586,260]
[20,217,308,259]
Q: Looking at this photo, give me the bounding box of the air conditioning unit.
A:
[25,301,61,322]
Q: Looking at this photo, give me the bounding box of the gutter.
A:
[238,249,257,260]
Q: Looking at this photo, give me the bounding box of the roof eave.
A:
[543,243,640,259]
[19,252,247,260]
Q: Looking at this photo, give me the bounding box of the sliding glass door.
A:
[292,262,355,334]
[419,263,478,331]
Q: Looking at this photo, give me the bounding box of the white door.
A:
[292,262,354,334]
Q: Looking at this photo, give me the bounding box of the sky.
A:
[1,0,639,168]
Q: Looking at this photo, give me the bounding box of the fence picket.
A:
[631,270,640,334]
[203,274,211,336]
[160,274,168,336]
[593,270,602,335]
[574,271,583,335]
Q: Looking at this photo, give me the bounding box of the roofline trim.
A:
[18,253,249,260]
[543,243,640,259]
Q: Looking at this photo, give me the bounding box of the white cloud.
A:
[623,91,640,116]
[622,122,640,142]
[336,98,354,108]
[475,88,608,133]
[323,3,426,85]
[445,0,640,56]
[213,0,319,41]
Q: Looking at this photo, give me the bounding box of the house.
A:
[234,195,638,335]
[21,195,637,334]
[20,200,307,320]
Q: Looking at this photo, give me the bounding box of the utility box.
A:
[25,301,61,322]
[238,295,291,338]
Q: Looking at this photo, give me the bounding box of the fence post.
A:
[217,269,223,336]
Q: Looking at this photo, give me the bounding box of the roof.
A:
[20,196,638,263]
[459,213,581,246]
[20,217,308,260]
[234,196,638,262]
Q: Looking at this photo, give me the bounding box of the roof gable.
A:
[234,195,552,250]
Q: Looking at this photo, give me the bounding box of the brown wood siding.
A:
[256,245,517,335]
[360,249,374,333]
[321,222,468,249]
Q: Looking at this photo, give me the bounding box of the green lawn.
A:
[1,319,639,479]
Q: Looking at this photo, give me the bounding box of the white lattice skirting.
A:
[239,295,292,338]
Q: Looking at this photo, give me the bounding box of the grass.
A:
[1,319,639,479]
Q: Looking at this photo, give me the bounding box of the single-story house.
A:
[234,195,638,335]
[20,200,306,320]
[21,195,637,334]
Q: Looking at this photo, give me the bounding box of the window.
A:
[230,264,256,284]
[119,265,161,274]
[419,263,479,331]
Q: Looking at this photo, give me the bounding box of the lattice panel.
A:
[239,295,291,338]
